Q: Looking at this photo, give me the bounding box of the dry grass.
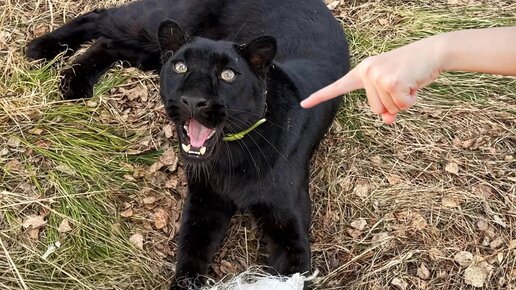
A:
[1,0,515,289]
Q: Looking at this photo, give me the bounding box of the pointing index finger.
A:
[300,67,363,108]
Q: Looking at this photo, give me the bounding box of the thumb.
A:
[301,67,363,108]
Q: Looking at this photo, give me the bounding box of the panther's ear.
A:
[238,35,277,75]
[158,19,188,62]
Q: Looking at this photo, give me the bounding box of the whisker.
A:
[226,121,263,188]
[226,115,296,169]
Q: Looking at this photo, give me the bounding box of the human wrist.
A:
[427,33,451,73]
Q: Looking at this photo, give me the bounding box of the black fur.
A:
[27,0,350,289]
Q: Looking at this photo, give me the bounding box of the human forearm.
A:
[433,27,516,76]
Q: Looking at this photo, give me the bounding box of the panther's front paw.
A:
[169,276,204,290]
[60,68,94,100]
[26,36,66,61]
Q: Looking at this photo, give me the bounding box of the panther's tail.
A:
[26,9,107,61]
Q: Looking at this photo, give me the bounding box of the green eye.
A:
[174,61,188,73]
[220,69,236,82]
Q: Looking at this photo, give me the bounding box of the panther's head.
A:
[157,20,276,163]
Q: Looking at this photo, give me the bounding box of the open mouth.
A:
[180,119,217,158]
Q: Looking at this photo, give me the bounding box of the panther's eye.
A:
[173,61,188,74]
[220,69,236,82]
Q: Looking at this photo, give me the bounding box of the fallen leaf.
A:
[22,215,47,229]
[353,181,370,200]
[28,229,39,239]
[461,138,474,148]
[391,277,408,290]
[412,213,428,230]
[497,252,504,264]
[33,24,48,37]
[143,196,157,205]
[58,219,72,233]
[350,218,367,231]
[428,248,443,261]
[452,137,462,147]
[442,196,459,208]
[475,184,494,199]
[165,178,178,189]
[129,233,144,250]
[154,208,169,230]
[493,215,507,228]
[29,128,44,135]
[387,174,402,185]
[164,124,174,138]
[85,100,98,107]
[123,174,136,181]
[55,164,76,175]
[445,162,459,175]
[160,148,178,167]
[7,136,20,147]
[219,260,236,274]
[372,232,393,250]
[476,219,489,231]
[346,228,361,239]
[120,208,134,218]
[509,268,516,282]
[490,237,504,249]
[5,160,22,171]
[454,251,473,267]
[464,262,493,288]
[370,155,382,164]
[509,239,516,250]
[378,18,389,25]
[149,161,164,173]
[417,263,431,280]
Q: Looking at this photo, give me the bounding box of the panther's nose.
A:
[180,96,211,113]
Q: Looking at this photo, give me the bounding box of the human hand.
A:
[301,37,443,124]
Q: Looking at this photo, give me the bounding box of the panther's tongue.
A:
[187,119,213,148]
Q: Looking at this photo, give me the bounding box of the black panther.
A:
[27,0,350,288]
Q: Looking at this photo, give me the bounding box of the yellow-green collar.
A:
[223,118,267,142]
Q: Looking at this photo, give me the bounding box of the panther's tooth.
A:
[199,146,207,155]
[208,129,216,139]
[183,125,188,132]
[181,143,190,152]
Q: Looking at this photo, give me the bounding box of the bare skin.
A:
[301,26,516,124]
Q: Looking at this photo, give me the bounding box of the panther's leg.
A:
[250,201,311,276]
[59,37,121,100]
[26,9,107,60]
[170,187,235,290]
